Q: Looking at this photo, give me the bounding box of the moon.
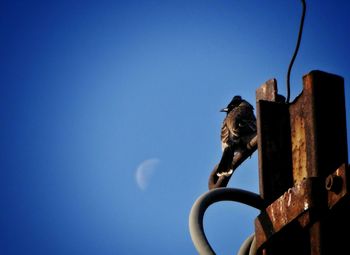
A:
[135,158,160,190]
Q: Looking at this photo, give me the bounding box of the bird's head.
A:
[220,95,242,113]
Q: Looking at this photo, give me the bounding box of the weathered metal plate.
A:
[256,79,293,204]
[255,178,324,252]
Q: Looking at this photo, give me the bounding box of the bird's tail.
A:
[216,146,235,176]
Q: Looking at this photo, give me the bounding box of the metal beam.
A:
[254,71,349,255]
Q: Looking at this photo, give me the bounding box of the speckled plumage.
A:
[217,96,256,176]
[221,99,256,151]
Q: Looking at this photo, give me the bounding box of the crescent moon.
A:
[135,158,160,190]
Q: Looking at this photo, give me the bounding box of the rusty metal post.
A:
[255,79,293,204]
[294,71,349,255]
[254,70,349,255]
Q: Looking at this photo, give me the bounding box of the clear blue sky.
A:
[1,1,350,254]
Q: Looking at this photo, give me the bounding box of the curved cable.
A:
[237,233,255,255]
[286,0,306,103]
[189,188,266,255]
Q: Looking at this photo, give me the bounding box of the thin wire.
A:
[286,0,306,103]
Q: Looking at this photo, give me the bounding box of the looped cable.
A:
[189,188,266,255]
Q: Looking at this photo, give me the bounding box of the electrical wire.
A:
[286,0,306,103]
[188,188,266,255]
[237,233,256,255]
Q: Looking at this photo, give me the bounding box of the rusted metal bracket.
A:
[255,177,323,251]
[325,163,348,209]
[255,170,349,253]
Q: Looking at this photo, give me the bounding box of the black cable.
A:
[286,0,306,103]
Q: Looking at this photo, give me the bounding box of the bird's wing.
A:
[237,103,257,133]
[220,121,230,150]
[228,102,256,136]
[221,109,240,151]
[224,109,240,136]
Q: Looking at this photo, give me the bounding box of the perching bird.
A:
[216,95,257,177]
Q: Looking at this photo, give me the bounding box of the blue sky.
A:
[1,1,350,254]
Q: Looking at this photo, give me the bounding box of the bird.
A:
[216,95,257,177]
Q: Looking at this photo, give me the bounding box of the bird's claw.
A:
[216,169,233,177]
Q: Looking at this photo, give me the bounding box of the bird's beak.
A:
[220,108,228,112]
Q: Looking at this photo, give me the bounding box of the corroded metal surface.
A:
[326,163,348,209]
[256,79,293,204]
[290,71,348,181]
[254,71,348,255]
[290,115,307,180]
[256,79,278,102]
[255,178,324,252]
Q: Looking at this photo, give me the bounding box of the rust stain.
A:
[255,178,319,252]
[291,115,307,182]
[327,164,348,208]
